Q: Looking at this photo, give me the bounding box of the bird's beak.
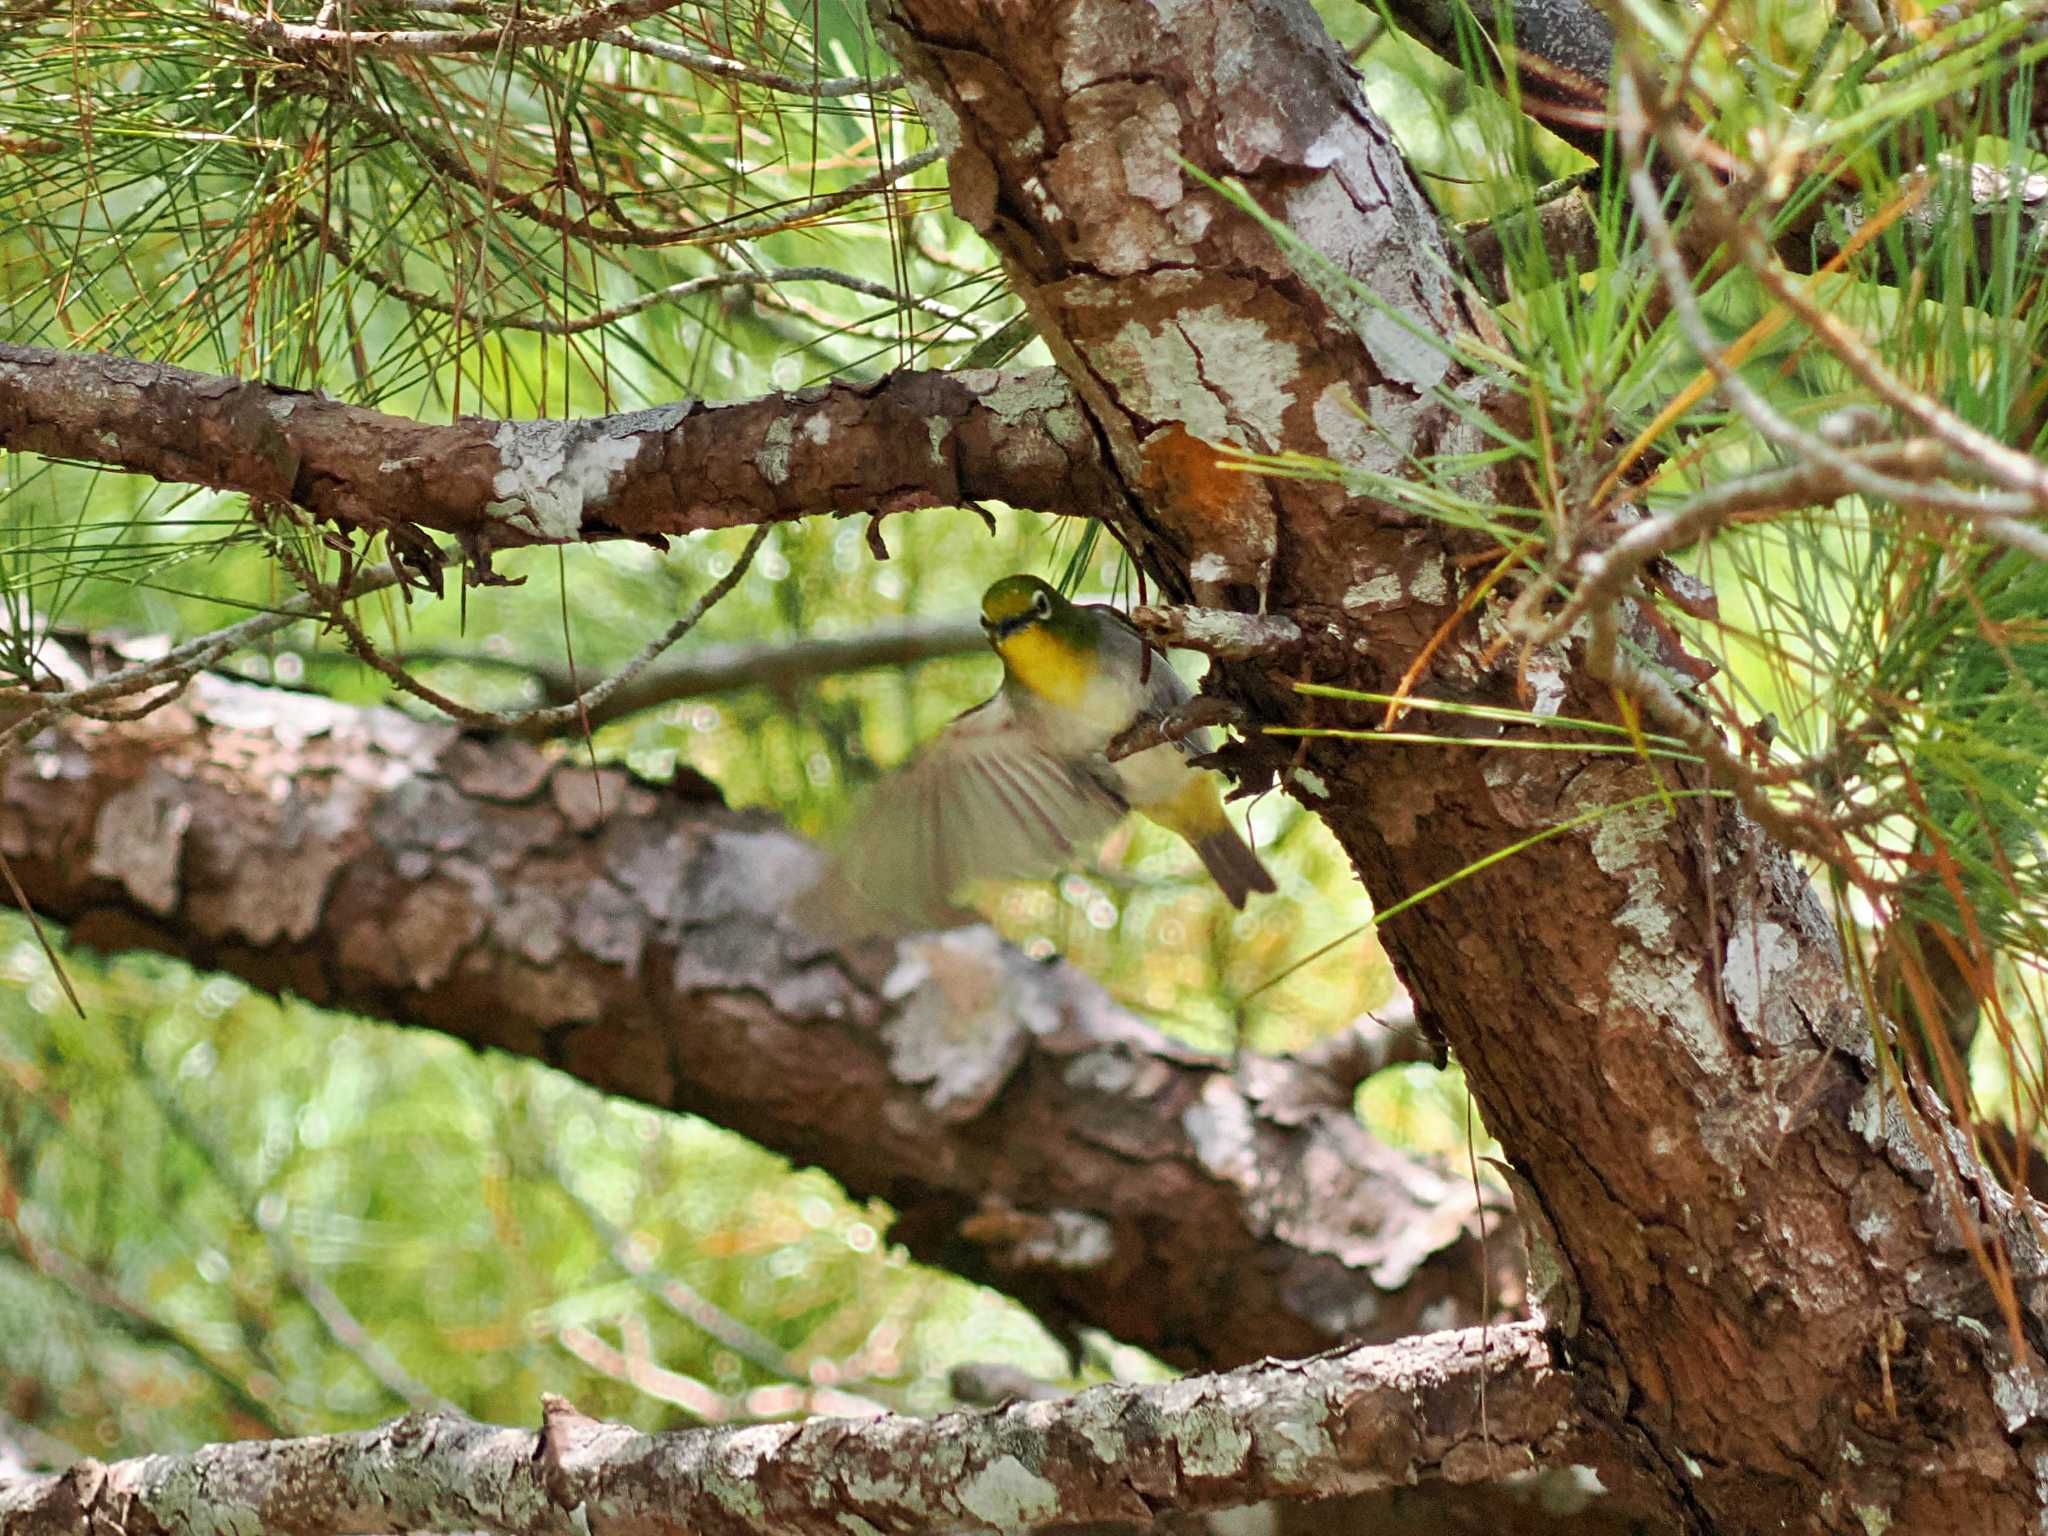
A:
[984,615,1028,643]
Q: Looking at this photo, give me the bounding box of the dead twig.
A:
[268,517,769,734]
[1107,696,1246,762]
[1127,604,1304,661]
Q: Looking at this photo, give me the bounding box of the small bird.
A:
[798,574,1275,937]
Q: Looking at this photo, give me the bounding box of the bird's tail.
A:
[1192,824,1277,908]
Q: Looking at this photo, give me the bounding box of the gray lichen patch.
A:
[1721,917,1802,1039]
[1279,169,1450,391]
[903,76,963,154]
[754,413,797,487]
[1158,1384,1254,1480]
[1406,543,1450,606]
[1096,317,1233,442]
[1343,573,1403,613]
[1183,1073,1261,1185]
[1569,777,1745,1098]
[1311,381,1378,467]
[996,1207,1116,1272]
[975,368,1074,425]
[1586,795,1678,952]
[1173,306,1304,445]
[957,1454,1061,1528]
[89,771,193,916]
[1287,766,1331,801]
[489,407,682,541]
[1252,1400,1337,1485]
[1044,80,1194,273]
[1172,606,1300,657]
[880,927,1052,1121]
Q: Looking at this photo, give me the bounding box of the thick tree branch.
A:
[0,1323,1603,1536]
[0,346,1114,557]
[0,671,1516,1371]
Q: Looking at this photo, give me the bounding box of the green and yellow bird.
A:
[800,574,1275,937]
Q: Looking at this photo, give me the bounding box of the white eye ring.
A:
[1031,590,1051,618]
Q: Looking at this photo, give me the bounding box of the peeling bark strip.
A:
[0,346,1115,551]
[0,1324,1593,1536]
[876,0,2048,1529]
[0,672,1514,1369]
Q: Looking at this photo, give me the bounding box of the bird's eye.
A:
[1032,590,1051,618]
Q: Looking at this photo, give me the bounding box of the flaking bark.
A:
[0,346,1115,560]
[0,671,1514,1371]
[0,1324,1594,1536]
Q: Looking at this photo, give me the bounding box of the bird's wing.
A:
[796,693,1128,939]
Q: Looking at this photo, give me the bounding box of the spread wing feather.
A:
[795,694,1127,939]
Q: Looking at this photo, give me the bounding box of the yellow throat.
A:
[995,625,1092,707]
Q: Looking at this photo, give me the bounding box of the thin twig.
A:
[0,561,421,762]
[212,0,691,56]
[304,200,981,336]
[274,524,769,733]
[315,85,943,250]
[0,849,82,1019]
[1659,122,2048,514]
[1594,68,1888,862]
[219,0,909,95]
[1526,441,1950,650]
[0,1219,288,1435]
[554,1324,733,1419]
[538,1146,894,1414]
[1106,696,1245,762]
[1608,70,2042,552]
[603,30,904,98]
[302,615,985,732]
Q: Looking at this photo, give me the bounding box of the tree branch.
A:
[211,0,690,56]
[303,616,991,733]
[1376,0,1616,163]
[0,670,1517,1371]
[1128,606,1305,662]
[0,1323,1603,1536]
[0,347,1112,556]
[213,0,911,93]
[298,199,985,336]
[1384,0,2048,289]
[524,618,986,725]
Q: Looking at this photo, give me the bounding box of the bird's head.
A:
[980,575,1097,695]
[982,574,1076,642]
